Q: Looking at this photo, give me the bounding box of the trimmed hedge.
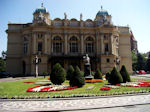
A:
[94,69,102,79]
[50,63,66,85]
[120,65,131,83]
[66,65,74,80]
[108,67,123,85]
[69,66,85,88]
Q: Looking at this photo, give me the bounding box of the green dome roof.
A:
[34,3,48,13]
[96,6,109,16]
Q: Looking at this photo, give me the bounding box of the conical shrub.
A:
[94,69,102,79]
[120,65,131,83]
[66,65,74,80]
[50,63,66,85]
[108,67,123,85]
[105,72,110,81]
[69,66,85,88]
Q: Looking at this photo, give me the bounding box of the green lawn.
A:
[0,77,150,99]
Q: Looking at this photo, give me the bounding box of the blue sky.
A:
[0,0,150,56]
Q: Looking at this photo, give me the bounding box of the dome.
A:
[96,6,109,16]
[96,10,109,16]
[34,3,48,14]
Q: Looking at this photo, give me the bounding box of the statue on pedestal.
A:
[83,54,93,80]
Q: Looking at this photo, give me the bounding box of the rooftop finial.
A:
[101,6,103,10]
[41,1,44,7]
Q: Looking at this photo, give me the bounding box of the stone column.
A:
[49,34,52,54]
[96,34,100,53]
[100,34,104,54]
[44,33,48,54]
[110,34,113,54]
[32,33,36,54]
[81,35,84,54]
[64,34,68,54]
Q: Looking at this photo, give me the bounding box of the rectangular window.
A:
[38,42,42,52]
[24,43,28,54]
[53,43,62,53]
[70,43,78,53]
[105,43,109,52]
[86,43,94,53]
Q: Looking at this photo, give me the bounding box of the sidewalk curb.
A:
[0,93,150,102]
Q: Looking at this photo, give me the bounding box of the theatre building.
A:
[6,4,132,75]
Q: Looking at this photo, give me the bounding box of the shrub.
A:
[105,72,110,81]
[94,69,102,79]
[66,65,74,80]
[69,66,85,88]
[50,63,66,85]
[108,67,123,85]
[120,65,131,83]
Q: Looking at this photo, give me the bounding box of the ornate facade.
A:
[6,5,132,75]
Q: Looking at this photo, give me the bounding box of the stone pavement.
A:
[0,94,150,112]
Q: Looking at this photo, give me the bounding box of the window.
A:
[52,36,63,53]
[53,42,62,53]
[53,36,61,40]
[70,43,78,53]
[38,33,43,38]
[85,37,94,53]
[24,37,28,41]
[38,42,42,52]
[86,43,94,53]
[69,36,78,53]
[105,43,109,52]
[106,58,110,63]
[24,43,28,54]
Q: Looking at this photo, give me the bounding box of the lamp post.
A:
[116,57,120,71]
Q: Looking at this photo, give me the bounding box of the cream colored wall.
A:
[119,34,132,74]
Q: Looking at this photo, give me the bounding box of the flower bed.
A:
[116,81,150,87]
[27,85,78,92]
[100,87,111,91]
[24,82,35,84]
[85,79,103,83]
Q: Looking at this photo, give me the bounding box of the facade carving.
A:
[6,4,132,75]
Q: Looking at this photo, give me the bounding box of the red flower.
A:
[100,87,111,91]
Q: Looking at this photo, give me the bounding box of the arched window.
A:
[85,36,94,53]
[53,36,63,53]
[69,36,78,53]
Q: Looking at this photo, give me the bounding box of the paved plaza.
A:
[0,74,150,112]
[0,94,150,112]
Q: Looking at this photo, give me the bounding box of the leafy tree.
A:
[50,63,66,85]
[0,58,6,72]
[136,53,146,70]
[146,53,150,72]
[69,66,85,88]
[94,69,102,79]
[120,65,131,83]
[108,67,123,85]
[132,51,137,71]
[66,65,74,80]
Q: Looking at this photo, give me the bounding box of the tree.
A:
[94,69,102,79]
[120,65,131,83]
[136,53,146,70]
[69,66,85,88]
[132,51,137,71]
[105,72,110,81]
[108,67,123,85]
[66,65,74,80]
[0,58,6,72]
[146,53,150,72]
[50,63,66,85]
